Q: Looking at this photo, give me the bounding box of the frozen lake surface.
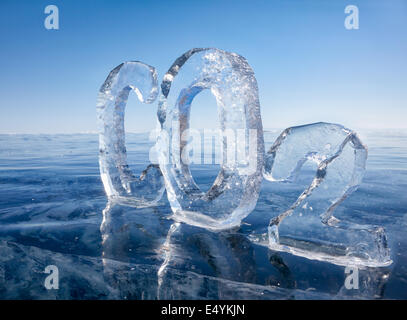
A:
[0,130,406,299]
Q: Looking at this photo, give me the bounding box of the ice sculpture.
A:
[97,62,165,206]
[156,48,264,230]
[95,50,392,268]
[257,122,392,267]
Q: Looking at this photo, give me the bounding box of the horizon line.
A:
[2,127,407,135]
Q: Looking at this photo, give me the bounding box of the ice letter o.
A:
[157,48,264,230]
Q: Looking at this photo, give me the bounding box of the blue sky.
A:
[0,0,406,133]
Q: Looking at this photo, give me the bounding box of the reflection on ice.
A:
[96,201,391,299]
[0,197,393,299]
